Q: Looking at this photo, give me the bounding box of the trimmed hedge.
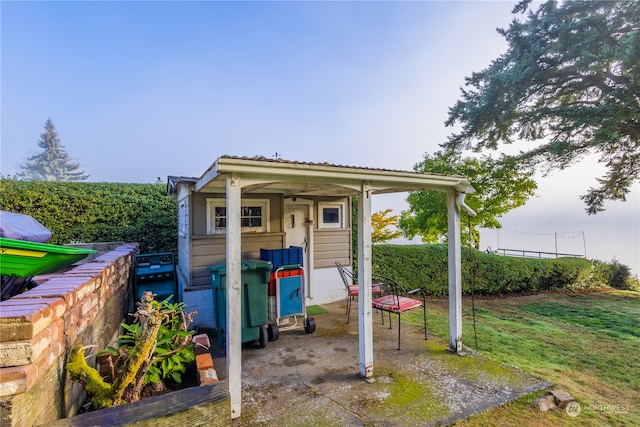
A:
[372,244,604,296]
[2,179,630,294]
[0,179,177,254]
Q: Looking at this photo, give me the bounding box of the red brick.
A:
[35,346,56,374]
[197,368,219,385]
[9,297,68,320]
[196,353,214,370]
[31,329,51,362]
[193,333,211,355]
[0,301,52,340]
[20,287,77,307]
[0,363,37,397]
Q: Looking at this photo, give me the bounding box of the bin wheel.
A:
[258,325,268,348]
[268,323,279,341]
[304,317,316,334]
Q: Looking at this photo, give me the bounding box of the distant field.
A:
[405,289,640,426]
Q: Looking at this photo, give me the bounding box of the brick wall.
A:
[0,243,138,426]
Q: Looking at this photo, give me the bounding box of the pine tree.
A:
[445,0,639,214]
[17,119,89,181]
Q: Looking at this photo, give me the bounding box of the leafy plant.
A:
[102,295,196,386]
[400,150,537,249]
[67,293,197,408]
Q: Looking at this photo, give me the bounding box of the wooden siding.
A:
[191,193,282,235]
[190,233,285,288]
[182,192,352,286]
[314,229,351,268]
[176,195,192,287]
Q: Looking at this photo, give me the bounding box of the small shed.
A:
[167,155,475,419]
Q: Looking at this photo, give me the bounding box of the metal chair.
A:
[371,276,427,350]
[335,262,383,324]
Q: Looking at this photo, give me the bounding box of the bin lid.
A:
[208,259,272,274]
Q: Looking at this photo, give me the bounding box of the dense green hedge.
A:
[372,244,605,296]
[3,179,633,294]
[0,179,177,254]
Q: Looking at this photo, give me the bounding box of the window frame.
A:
[318,201,346,229]
[206,198,270,234]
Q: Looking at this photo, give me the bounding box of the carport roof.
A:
[169,156,474,198]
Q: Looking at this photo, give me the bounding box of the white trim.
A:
[357,183,374,378]
[206,198,270,234]
[225,174,242,418]
[447,190,463,353]
[318,201,345,229]
[178,200,187,237]
[284,198,315,299]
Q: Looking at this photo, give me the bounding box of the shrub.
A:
[372,244,605,296]
[593,259,640,291]
[0,179,177,254]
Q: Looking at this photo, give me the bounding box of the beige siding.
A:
[185,192,352,285]
[314,229,351,268]
[189,233,285,288]
[191,193,283,235]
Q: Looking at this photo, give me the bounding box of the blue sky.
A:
[1,1,638,275]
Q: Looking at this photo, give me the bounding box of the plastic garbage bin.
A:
[134,252,178,303]
[209,259,272,349]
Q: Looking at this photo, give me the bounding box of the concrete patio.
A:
[211,300,551,426]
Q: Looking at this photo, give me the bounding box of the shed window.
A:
[178,201,187,237]
[206,199,269,234]
[318,202,345,229]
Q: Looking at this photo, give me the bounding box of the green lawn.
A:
[404,289,640,426]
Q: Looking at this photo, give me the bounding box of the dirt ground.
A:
[211,300,551,426]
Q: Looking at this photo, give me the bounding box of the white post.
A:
[226,173,243,418]
[447,190,463,353]
[358,183,374,377]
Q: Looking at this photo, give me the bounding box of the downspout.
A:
[456,192,477,217]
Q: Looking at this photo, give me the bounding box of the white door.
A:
[283,200,314,299]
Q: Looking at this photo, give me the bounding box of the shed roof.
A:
[168,155,474,197]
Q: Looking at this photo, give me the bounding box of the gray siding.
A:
[176,195,192,288]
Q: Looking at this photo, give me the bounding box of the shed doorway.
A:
[284,199,313,299]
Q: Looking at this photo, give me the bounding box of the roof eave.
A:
[196,156,473,194]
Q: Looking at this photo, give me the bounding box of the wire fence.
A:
[495,248,586,259]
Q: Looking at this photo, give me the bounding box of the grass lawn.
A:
[404,289,640,426]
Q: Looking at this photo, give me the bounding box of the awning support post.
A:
[358,183,374,377]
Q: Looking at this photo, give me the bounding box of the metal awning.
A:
[172,155,475,196]
[168,155,474,420]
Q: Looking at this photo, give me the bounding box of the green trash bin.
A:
[209,259,272,349]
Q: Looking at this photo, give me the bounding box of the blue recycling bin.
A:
[134,252,178,303]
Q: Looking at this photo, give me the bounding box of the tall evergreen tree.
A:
[18,119,89,181]
[444,0,639,214]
